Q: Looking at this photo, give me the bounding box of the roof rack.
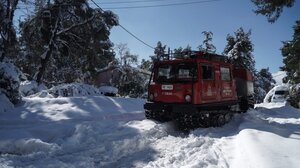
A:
[200,52,229,62]
[151,51,229,63]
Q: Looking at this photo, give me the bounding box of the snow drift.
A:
[0,95,299,168]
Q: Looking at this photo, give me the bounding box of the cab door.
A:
[200,64,218,103]
[219,66,234,100]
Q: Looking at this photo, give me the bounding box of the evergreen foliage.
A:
[258,68,276,92]
[198,31,216,53]
[18,0,118,84]
[254,68,276,102]
[0,0,23,105]
[223,27,255,73]
[0,0,19,61]
[153,41,167,60]
[139,59,152,71]
[252,0,295,23]
[114,44,146,97]
[223,27,260,101]
[0,62,22,104]
[288,85,300,108]
[281,20,300,84]
[280,20,300,108]
[173,45,192,59]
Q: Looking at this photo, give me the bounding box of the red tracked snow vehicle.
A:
[144,51,254,129]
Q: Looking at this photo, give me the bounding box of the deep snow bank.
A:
[231,103,300,168]
[0,97,300,168]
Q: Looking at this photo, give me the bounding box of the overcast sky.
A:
[98,0,300,73]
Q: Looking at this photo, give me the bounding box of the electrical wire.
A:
[18,0,222,10]
[97,0,168,5]
[17,0,223,49]
[99,0,222,9]
[90,0,155,49]
[272,72,286,78]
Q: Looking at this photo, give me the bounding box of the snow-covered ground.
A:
[1,96,300,168]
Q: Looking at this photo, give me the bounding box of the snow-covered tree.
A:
[0,0,23,105]
[223,27,256,73]
[173,47,183,58]
[259,68,276,92]
[173,45,192,59]
[154,41,167,60]
[139,59,152,71]
[254,68,276,102]
[0,62,22,104]
[19,0,118,84]
[281,20,300,108]
[115,43,138,67]
[252,0,295,23]
[0,0,19,61]
[114,44,145,97]
[281,20,300,84]
[198,31,216,53]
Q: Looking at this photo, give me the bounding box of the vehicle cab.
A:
[145,51,240,121]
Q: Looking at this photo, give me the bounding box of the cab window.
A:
[156,63,197,83]
[201,65,214,80]
[221,67,231,80]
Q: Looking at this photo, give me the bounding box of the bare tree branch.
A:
[56,15,95,36]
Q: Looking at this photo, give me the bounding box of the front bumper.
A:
[144,102,197,115]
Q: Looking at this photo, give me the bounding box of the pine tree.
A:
[173,47,183,59]
[114,44,145,97]
[252,0,295,23]
[139,59,152,71]
[0,0,22,105]
[154,41,167,60]
[224,27,259,102]
[254,68,276,102]
[259,68,276,91]
[198,31,216,53]
[281,20,300,84]
[0,0,19,61]
[19,0,118,84]
[280,20,300,108]
[223,27,255,73]
[173,45,192,59]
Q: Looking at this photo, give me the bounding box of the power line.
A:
[97,0,168,5]
[90,0,155,49]
[100,0,222,9]
[17,0,223,49]
[18,0,222,10]
[118,24,155,49]
[272,72,286,78]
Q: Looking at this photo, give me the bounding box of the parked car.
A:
[271,86,289,103]
[99,86,118,97]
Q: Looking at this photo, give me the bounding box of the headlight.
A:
[185,95,192,102]
[149,94,154,100]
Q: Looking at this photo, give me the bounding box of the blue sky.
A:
[98,0,300,73]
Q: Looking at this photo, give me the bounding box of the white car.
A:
[271,86,289,103]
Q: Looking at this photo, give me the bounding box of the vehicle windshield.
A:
[155,63,197,83]
[274,90,288,95]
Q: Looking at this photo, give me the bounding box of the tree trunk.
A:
[36,43,54,84]
[0,0,18,62]
[35,11,60,84]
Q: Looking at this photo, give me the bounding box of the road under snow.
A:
[0,96,300,168]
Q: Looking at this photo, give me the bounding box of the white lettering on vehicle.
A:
[161,85,173,90]
[162,92,173,95]
[207,85,212,96]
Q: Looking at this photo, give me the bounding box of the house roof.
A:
[97,64,151,76]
